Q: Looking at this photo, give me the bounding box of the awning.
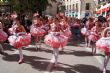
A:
[96,10,101,14]
[96,5,110,14]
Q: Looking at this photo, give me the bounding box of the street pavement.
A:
[0,40,110,73]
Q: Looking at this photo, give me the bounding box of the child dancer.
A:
[30,17,46,50]
[59,19,71,51]
[60,19,71,39]
[8,18,31,64]
[85,18,94,47]
[88,21,101,55]
[96,27,110,73]
[44,18,67,67]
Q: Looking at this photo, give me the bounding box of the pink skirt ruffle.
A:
[44,33,68,48]
[88,32,100,42]
[8,33,31,48]
[63,29,71,39]
[59,34,68,47]
[30,27,46,37]
[0,30,8,43]
[96,37,110,53]
[81,27,89,36]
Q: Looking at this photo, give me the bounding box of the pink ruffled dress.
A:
[81,27,90,36]
[8,24,31,48]
[62,27,71,39]
[96,30,110,53]
[44,32,68,48]
[44,23,68,48]
[30,24,46,37]
[88,27,100,42]
[8,32,31,49]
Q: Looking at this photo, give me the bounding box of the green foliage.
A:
[58,6,66,12]
[8,0,56,13]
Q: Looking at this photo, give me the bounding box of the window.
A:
[73,4,74,10]
[70,5,71,10]
[67,5,68,11]
[86,3,90,10]
[76,3,78,9]
[76,3,78,11]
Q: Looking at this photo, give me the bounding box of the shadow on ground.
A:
[1,50,110,73]
[23,47,52,54]
[2,54,50,71]
[53,63,110,73]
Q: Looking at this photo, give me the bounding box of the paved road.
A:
[0,41,110,73]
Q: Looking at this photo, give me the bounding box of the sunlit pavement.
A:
[0,41,110,73]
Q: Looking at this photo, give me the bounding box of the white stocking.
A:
[103,56,110,73]
[50,48,59,64]
[18,49,23,60]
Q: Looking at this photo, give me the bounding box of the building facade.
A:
[45,0,98,19]
[64,0,96,19]
[64,0,80,18]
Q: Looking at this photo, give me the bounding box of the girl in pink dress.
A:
[0,21,8,55]
[30,17,46,50]
[96,27,110,73]
[60,19,71,39]
[8,18,31,64]
[84,18,94,47]
[88,21,101,55]
[44,18,67,67]
[59,19,71,51]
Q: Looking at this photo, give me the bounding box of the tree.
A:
[9,0,56,15]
